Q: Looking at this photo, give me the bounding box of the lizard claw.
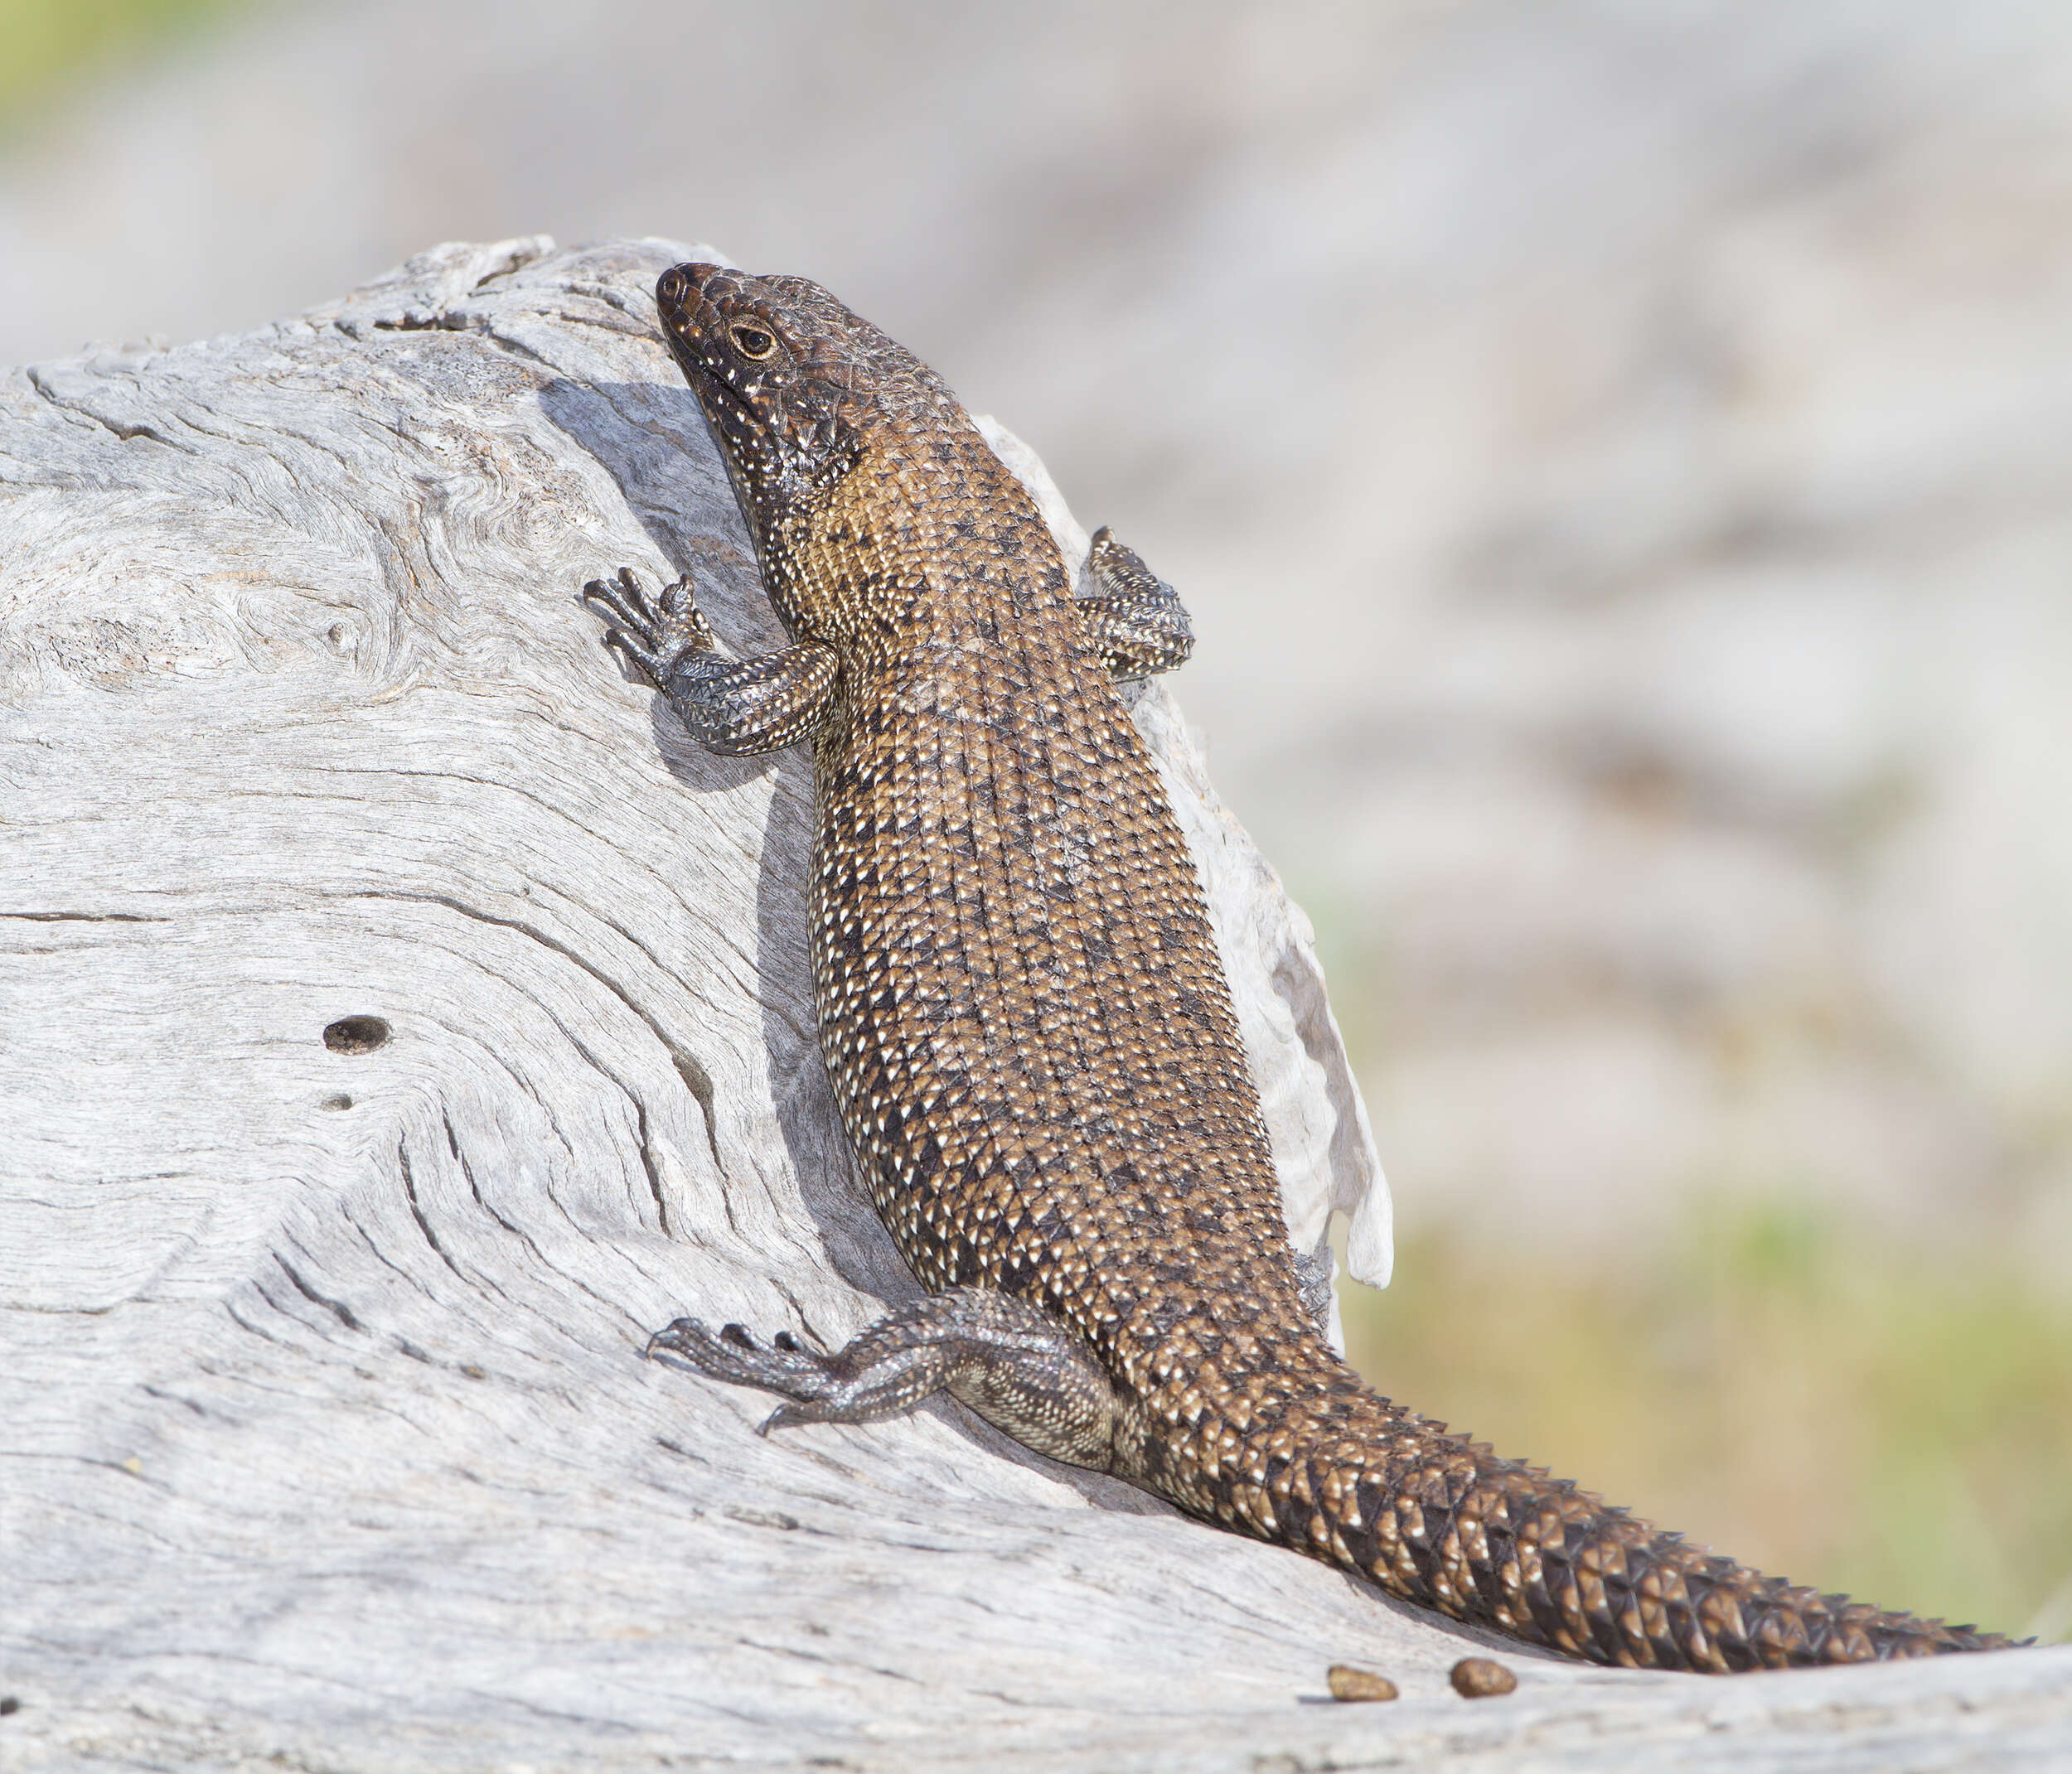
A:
[645,1314,833,1396]
[644,1314,709,1359]
[581,566,654,640]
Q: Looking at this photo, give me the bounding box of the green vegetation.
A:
[0,0,255,133]
[1340,1197,2072,1646]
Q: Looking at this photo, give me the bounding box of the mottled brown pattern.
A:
[601,262,2016,1672]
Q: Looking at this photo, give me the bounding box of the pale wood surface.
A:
[2,238,2065,1772]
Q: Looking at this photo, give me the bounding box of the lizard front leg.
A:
[583,565,840,755]
[647,1288,1121,1472]
[1072,526,1194,681]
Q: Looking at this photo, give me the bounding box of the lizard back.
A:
[799,404,1334,1438]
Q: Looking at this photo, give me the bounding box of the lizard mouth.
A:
[655,262,790,528]
[656,264,735,387]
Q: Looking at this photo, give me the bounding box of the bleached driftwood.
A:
[1,238,2065,1773]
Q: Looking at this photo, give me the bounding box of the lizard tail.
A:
[1170,1380,2019,1671]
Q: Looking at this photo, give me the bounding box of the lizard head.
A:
[655,263,956,524]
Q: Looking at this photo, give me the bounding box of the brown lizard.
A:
[584,261,2014,1672]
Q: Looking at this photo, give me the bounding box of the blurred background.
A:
[6,0,2069,1646]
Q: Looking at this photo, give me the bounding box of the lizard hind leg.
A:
[646,1287,1121,1472]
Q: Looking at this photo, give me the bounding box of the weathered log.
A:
[2,238,2065,1772]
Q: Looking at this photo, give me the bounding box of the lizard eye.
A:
[730,323,777,360]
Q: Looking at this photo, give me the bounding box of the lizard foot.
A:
[1072,526,1194,681]
[583,567,840,756]
[582,565,717,686]
[646,1288,1121,1469]
[646,1317,836,1415]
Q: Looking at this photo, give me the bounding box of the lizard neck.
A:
[768,416,1064,665]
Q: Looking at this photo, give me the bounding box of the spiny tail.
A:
[1199,1384,2018,1671]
